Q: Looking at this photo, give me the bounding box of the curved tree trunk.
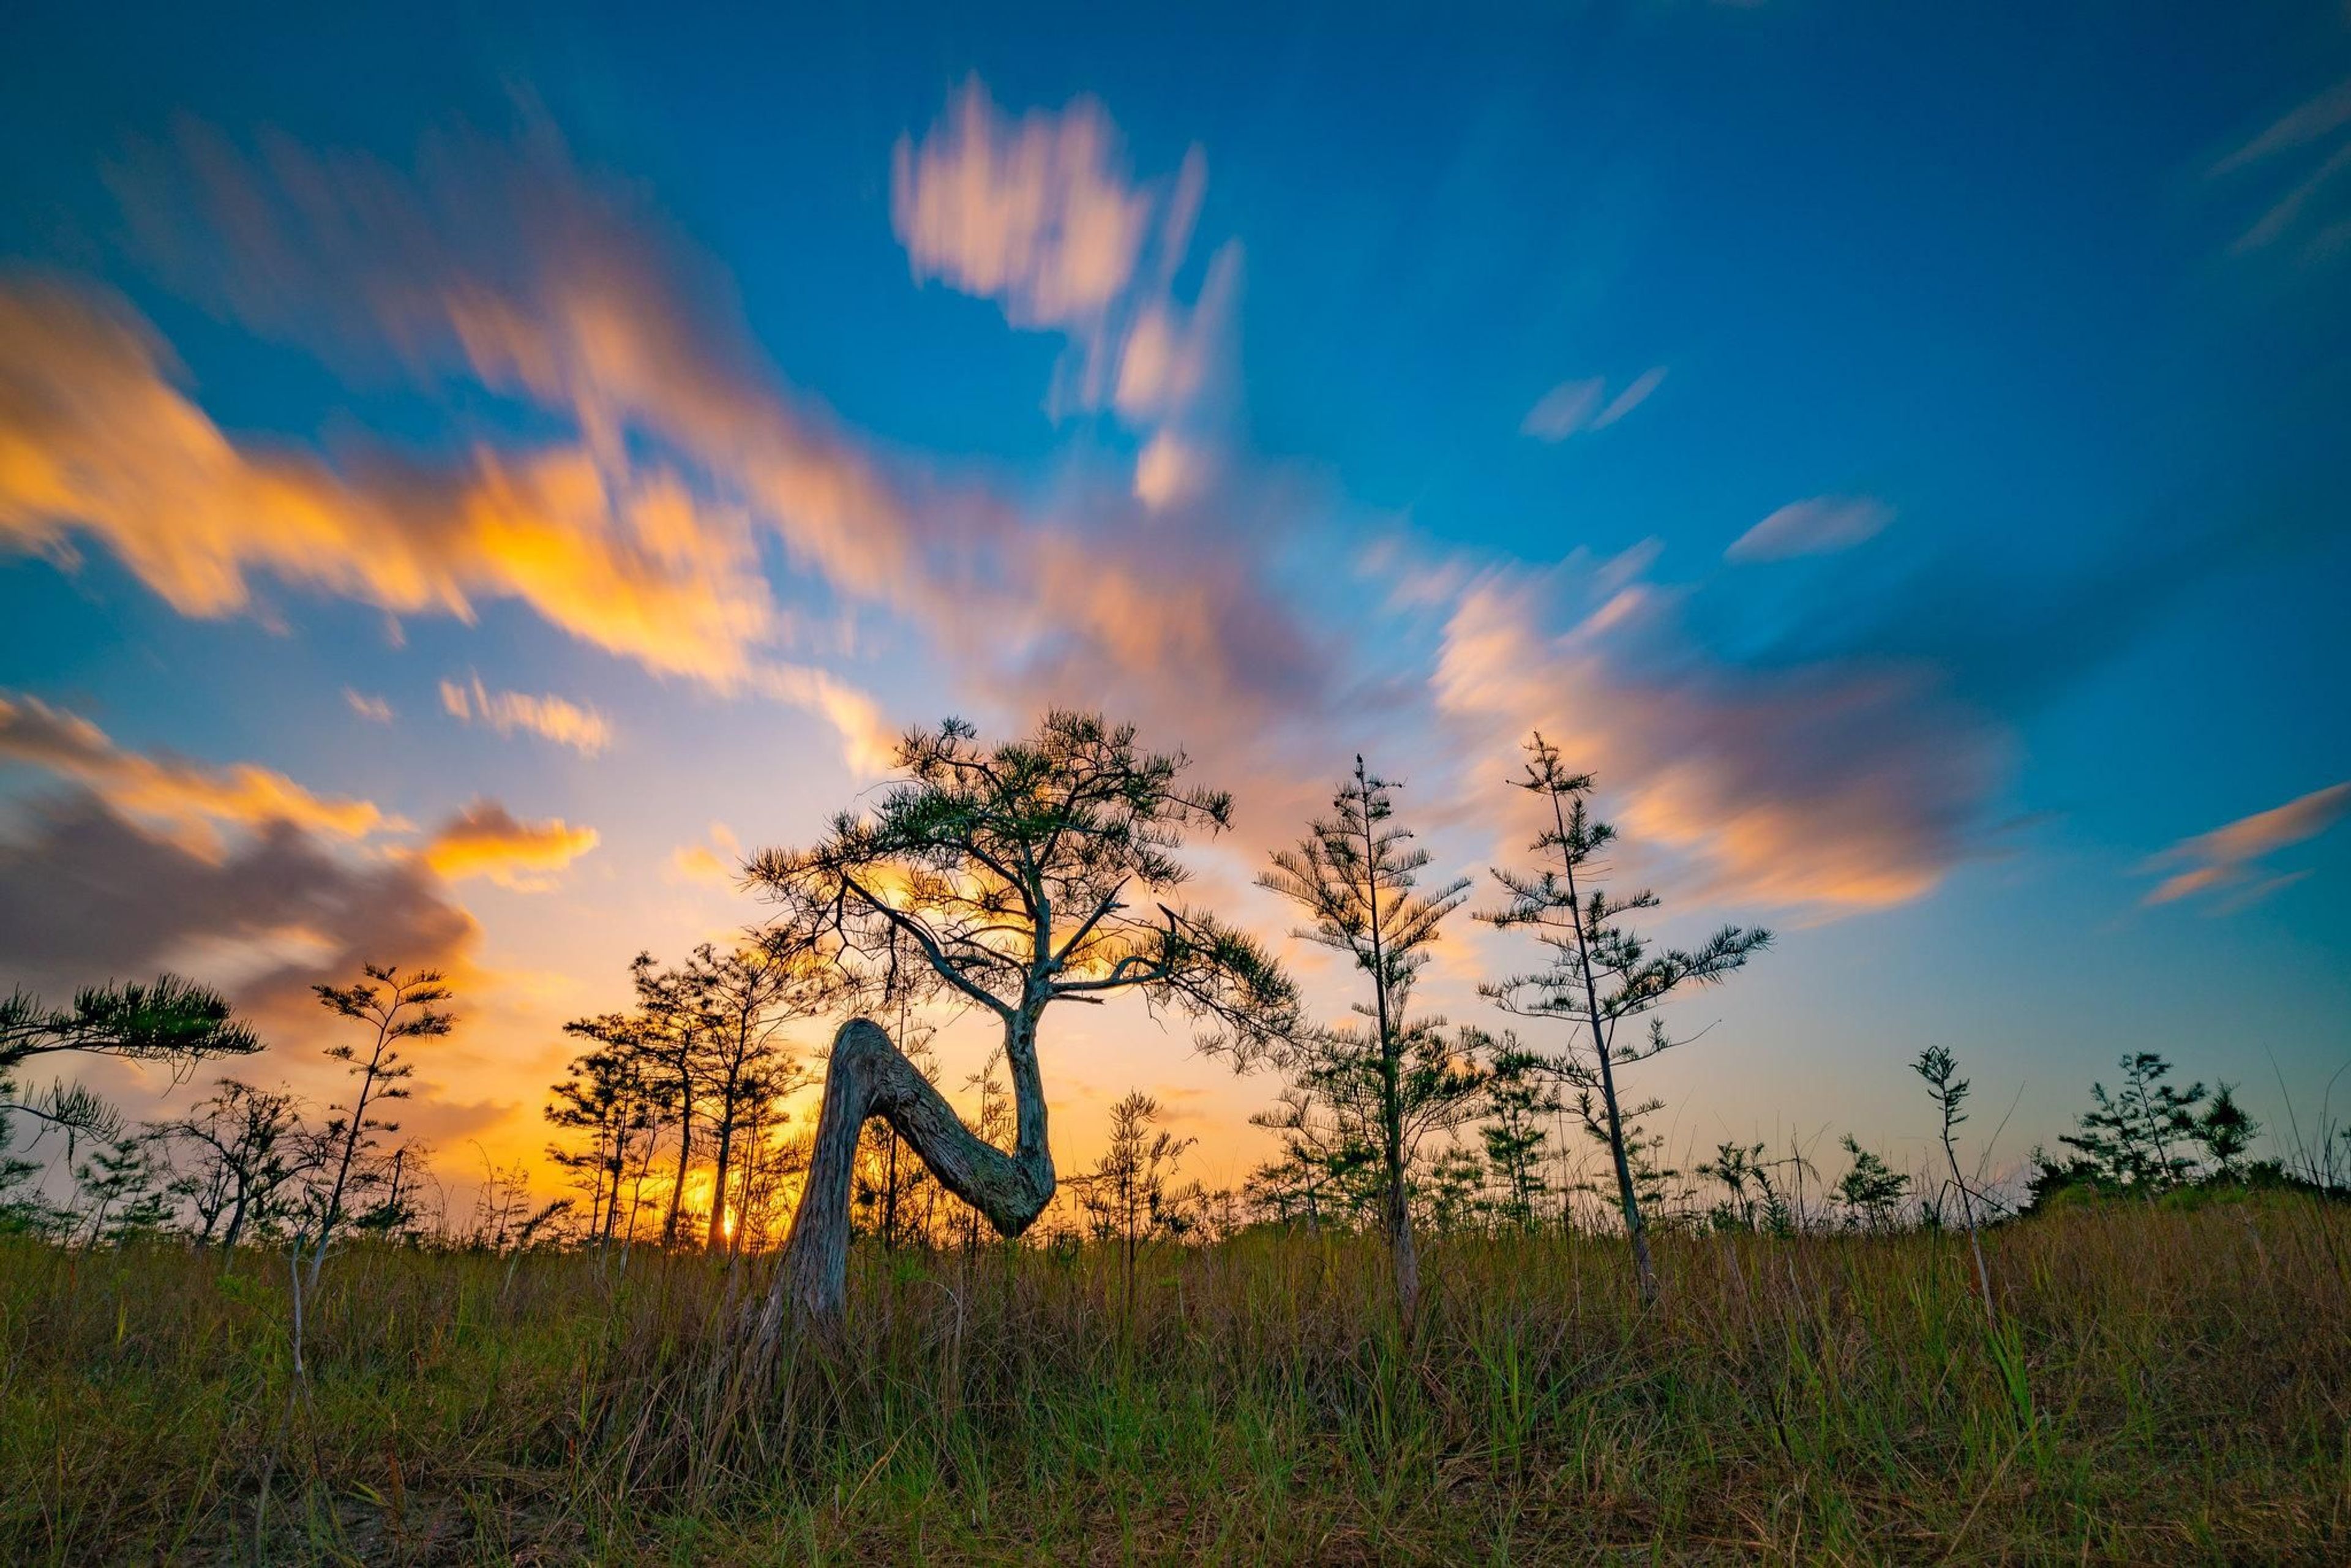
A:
[754,1016,1054,1343]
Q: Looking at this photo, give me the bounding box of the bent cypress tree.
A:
[745,712,1293,1337]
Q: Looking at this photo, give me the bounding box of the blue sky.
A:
[2,1,2347,1195]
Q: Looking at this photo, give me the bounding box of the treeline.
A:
[4,711,2346,1315]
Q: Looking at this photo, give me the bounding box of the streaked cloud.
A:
[1427,547,2004,913]
[0,278,781,683]
[1520,367,1666,441]
[421,800,599,889]
[439,673,612,756]
[1727,496,1893,563]
[893,78,1240,509]
[104,112,1299,757]
[893,77,1157,343]
[2140,781,2349,907]
[343,689,394,724]
[0,689,397,850]
[2210,75,2351,260]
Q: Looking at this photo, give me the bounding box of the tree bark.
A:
[755,1016,1054,1343]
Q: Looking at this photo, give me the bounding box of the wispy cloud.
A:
[0,690,399,850]
[1727,496,1894,563]
[1520,367,1666,441]
[421,800,599,890]
[343,689,394,724]
[2210,74,2351,261]
[1425,546,2004,913]
[894,78,1239,508]
[2140,781,2349,908]
[97,110,1302,762]
[0,278,780,683]
[439,673,612,756]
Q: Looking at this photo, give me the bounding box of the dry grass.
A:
[4,1196,2347,1564]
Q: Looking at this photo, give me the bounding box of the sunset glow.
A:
[2,5,2345,1228]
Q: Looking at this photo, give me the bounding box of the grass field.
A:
[5,1196,2347,1564]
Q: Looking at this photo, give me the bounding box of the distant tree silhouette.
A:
[1256,757,1486,1319]
[544,1041,657,1249]
[1071,1090,1200,1307]
[746,712,1292,1335]
[2195,1084,2260,1180]
[2057,1051,2207,1191]
[1474,1028,1560,1230]
[1833,1135,1911,1230]
[676,935,825,1251]
[152,1079,305,1251]
[1480,733,1770,1303]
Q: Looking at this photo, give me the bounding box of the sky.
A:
[2,1,2348,1206]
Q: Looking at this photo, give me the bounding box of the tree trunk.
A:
[754,1016,1054,1343]
[1385,1153,1421,1320]
[1592,1043,1659,1305]
[705,1101,737,1252]
[662,1103,692,1248]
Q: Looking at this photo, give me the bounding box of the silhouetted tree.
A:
[1480,734,1771,1302]
[1475,1028,1559,1230]
[153,1079,305,1250]
[1258,757,1487,1319]
[1914,1046,1995,1323]
[546,1041,655,1248]
[1073,1090,1199,1305]
[746,713,1292,1334]
[678,934,827,1251]
[2196,1084,2260,1180]
[1,975,258,1075]
[1833,1135,1910,1230]
[302,966,451,1295]
[1,977,259,1163]
[2058,1051,2207,1191]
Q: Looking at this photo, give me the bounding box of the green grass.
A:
[4,1198,2347,1563]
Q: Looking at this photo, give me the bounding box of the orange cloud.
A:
[667,822,742,890]
[421,800,599,888]
[0,689,397,851]
[0,278,779,683]
[440,672,612,756]
[102,112,1322,778]
[2140,781,2349,907]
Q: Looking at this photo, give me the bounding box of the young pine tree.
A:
[2057,1051,2207,1192]
[1480,733,1771,1302]
[1472,1028,1559,1231]
[1833,1135,1911,1231]
[1914,1046,1996,1322]
[1258,757,1487,1319]
[304,966,452,1293]
[2195,1084,2260,1181]
[1074,1090,1199,1305]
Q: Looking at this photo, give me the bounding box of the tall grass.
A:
[4,1195,2345,1563]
